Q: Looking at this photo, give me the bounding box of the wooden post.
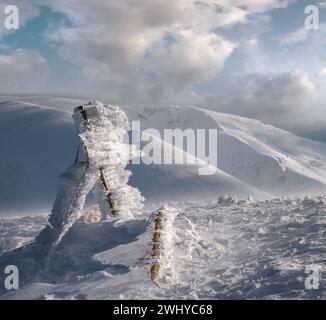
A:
[77,106,117,217]
[76,107,90,166]
[150,209,164,284]
[99,167,118,217]
[78,105,91,128]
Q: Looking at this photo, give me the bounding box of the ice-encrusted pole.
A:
[150,209,164,284]
[35,101,144,251]
[149,206,178,286]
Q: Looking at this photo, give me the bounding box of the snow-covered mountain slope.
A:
[0,95,85,112]
[0,100,263,215]
[0,101,76,215]
[1,197,325,300]
[1,96,326,215]
[124,105,326,197]
[127,131,269,202]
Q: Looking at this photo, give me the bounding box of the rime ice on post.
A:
[37,101,144,250]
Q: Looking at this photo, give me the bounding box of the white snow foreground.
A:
[0,197,325,300]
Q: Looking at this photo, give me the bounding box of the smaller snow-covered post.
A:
[150,209,165,284]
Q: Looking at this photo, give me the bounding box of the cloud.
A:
[40,0,293,103]
[280,28,310,45]
[208,70,317,126]
[0,0,297,105]
[144,31,235,99]
[280,23,326,45]
[248,37,259,45]
[318,67,326,78]
[220,0,293,13]
[0,49,49,93]
[317,1,326,9]
[292,120,326,143]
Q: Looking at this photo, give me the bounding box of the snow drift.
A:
[0,196,325,299]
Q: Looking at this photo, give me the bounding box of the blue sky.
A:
[0,0,326,140]
[2,6,73,82]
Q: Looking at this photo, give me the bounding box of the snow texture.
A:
[0,96,326,300]
[0,197,325,300]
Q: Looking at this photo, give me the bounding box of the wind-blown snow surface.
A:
[1,96,326,300]
[0,197,325,300]
[1,96,326,215]
[125,105,326,198]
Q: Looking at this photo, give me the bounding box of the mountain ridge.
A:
[1,97,326,215]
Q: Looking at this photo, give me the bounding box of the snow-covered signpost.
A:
[36,101,144,252]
